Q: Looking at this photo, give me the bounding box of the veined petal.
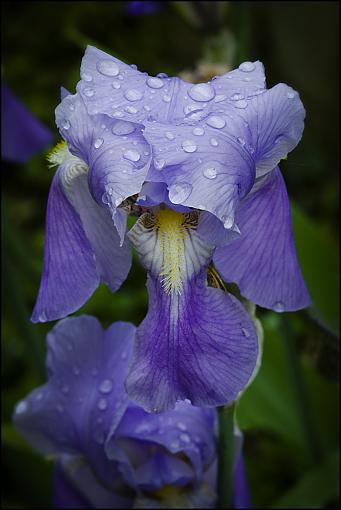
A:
[125,209,259,411]
[32,146,132,322]
[213,167,311,311]
[13,316,136,491]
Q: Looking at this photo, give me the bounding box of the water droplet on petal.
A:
[237,137,246,146]
[16,401,28,414]
[206,115,226,129]
[147,77,164,89]
[154,158,165,170]
[62,119,70,130]
[124,89,143,101]
[83,87,94,97]
[97,59,120,77]
[189,83,215,102]
[210,137,218,147]
[177,422,187,431]
[168,182,192,204]
[242,328,250,338]
[99,379,113,394]
[287,91,295,99]
[81,72,93,82]
[234,99,248,109]
[180,433,191,443]
[183,104,203,116]
[97,398,108,411]
[112,81,121,89]
[123,149,141,162]
[163,94,171,103]
[181,140,197,153]
[39,311,47,322]
[113,110,124,118]
[165,131,175,140]
[35,392,43,401]
[214,94,226,103]
[143,105,151,112]
[171,440,180,449]
[203,166,217,179]
[69,103,75,111]
[192,127,205,136]
[239,61,255,72]
[125,106,138,114]
[94,138,104,149]
[230,93,244,101]
[112,121,135,136]
[273,301,285,312]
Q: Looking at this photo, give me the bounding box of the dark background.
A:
[2,2,339,508]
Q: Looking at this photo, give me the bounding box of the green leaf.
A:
[291,202,340,335]
[271,450,339,508]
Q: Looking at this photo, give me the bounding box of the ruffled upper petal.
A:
[125,210,259,411]
[13,316,136,490]
[213,167,311,311]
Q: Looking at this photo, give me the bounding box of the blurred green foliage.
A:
[2,1,339,508]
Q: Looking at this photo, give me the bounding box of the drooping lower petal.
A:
[213,167,311,311]
[125,209,259,411]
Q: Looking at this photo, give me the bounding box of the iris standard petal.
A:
[13,316,136,489]
[31,152,132,323]
[213,167,311,311]
[143,120,255,228]
[1,81,53,163]
[125,210,259,411]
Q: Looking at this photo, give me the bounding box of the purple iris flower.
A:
[31,46,310,412]
[1,81,53,163]
[13,315,222,508]
[126,1,164,16]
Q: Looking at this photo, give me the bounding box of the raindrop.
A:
[237,137,246,146]
[112,121,135,136]
[214,94,226,103]
[188,83,215,102]
[203,166,217,179]
[287,91,295,99]
[112,81,121,90]
[273,301,285,312]
[124,89,143,101]
[242,328,250,338]
[62,119,70,130]
[94,138,104,149]
[171,440,180,449]
[81,72,93,82]
[113,111,124,117]
[230,93,244,101]
[143,105,151,111]
[184,104,203,116]
[147,77,164,89]
[206,115,226,129]
[181,140,197,153]
[97,59,120,77]
[99,379,113,394]
[123,149,141,162]
[163,94,171,103]
[233,99,248,109]
[16,401,28,414]
[168,182,192,204]
[223,216,234,229]
[165,131,175,140]
[39,311,47,322]
[210,138,218,147]
[125,106,138,114]
[154,158,165,170]
[69,103,75,111]
[97,398,108,411]
[239,61,255,72]
[177,422,187,431]
[192,127,205,136]
[83,87,94,97]
[180,433,191,443]
[157,72,168,78]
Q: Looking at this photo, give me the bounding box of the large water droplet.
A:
[99,379,113,394]
[16,401,28,414]
[125,106,138,114]
[203,166,217,179]
[206,115,226,129]
[163,94,171,103]
[189,83,215,102]
[181,140,197,153]
[168,182,192,204]
[222,215,234,229]
[154,158,165,170]
[97,398,108,411]
[192,127,205,136]
[112,81,121,90]
[273,301,285,312]
[94,138,104,149]
[239,61,255,72]
[112,121,135,136]
[83,87,94,97]
[147,77,164,89]
[210,138,218,147]
[123,149,141,162]
[97,59,120,77]
[124,89,143,101]
[233,99,248,109]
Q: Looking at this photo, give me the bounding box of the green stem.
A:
[280,315,324,464]
[217,402,236,508]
